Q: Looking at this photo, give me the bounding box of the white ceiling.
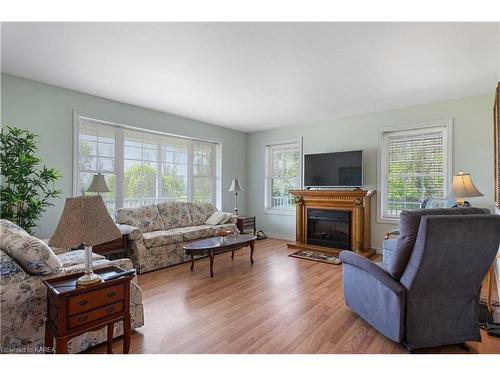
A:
[1,22,499,132]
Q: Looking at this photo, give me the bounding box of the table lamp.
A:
[49,195,121,285]
[229,178,242,215]
[86,172,110,195]
[445,170,483,207]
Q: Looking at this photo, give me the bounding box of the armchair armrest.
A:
[340,251,405,296]
[384,228,400,240]
[116,223,143,241]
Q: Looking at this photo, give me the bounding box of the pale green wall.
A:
[246,93,496,249]
[1,73,248,238]
[2,73,496,249]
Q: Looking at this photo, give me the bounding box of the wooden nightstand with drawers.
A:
[43,266,134,354]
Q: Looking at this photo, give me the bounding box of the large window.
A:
[75,116,219,211]
[265,140,302,210]
[380,123,452,220]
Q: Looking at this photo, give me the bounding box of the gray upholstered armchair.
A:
[382,198,455,263]
[340,208,500,351]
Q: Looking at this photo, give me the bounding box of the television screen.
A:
[304,150,363,187]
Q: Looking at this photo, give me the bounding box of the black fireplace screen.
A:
[306,209,351,250]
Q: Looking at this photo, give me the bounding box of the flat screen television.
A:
[304,150,363,188]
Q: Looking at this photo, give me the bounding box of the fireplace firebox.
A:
[307,209,351,250]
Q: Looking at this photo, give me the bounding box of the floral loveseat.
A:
[115,202,237,273]
[0,220,144,354]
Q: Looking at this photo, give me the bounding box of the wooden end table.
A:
[183,234,257,277]
[43,266,134,354]
[92,234,128,259]
[236,215,256,235]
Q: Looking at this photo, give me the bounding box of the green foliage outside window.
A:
[271,148,300,207]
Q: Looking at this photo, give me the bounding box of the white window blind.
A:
[265,141,302,210]
[75,117,219,211]
[381,125,450,219]
[78,121,117,211]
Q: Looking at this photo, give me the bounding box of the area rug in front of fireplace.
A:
[288,250,341,265]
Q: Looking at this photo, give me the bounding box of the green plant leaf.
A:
[0,126,62,233]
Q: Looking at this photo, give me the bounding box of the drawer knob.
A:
[106,306,115,314]
[78,315,88,323]
[79,299,89,306]
[107,291,117,298]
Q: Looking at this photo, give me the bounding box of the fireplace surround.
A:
[288,189,375,255]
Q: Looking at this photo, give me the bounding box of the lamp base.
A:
[76,244,102,286]
[76,272,102,286]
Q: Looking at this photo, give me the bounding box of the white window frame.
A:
[73,113,221,209]
[264,138,303,212]
[377,119,453,223]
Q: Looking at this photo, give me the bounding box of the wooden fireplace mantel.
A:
[288,189,376,255]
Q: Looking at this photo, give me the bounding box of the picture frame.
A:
[495,81,500,209]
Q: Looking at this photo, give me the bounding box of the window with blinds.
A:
[380,125,451,219]
[265,140,302,210]
[75,117,219,211]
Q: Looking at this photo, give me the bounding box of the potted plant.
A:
[0,126,61,234]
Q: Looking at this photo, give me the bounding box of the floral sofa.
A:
[115,202,237,273]
[0,220,144,354]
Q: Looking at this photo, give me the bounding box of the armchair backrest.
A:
[400,215,500,293]
[388,207,490,279]
[399,214,499,348]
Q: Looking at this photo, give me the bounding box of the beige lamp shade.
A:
[229,178,242,192]
[445,171,484,199]
[87,173,110,194]
[49,195,121,248]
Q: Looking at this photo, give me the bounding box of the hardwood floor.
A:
[88,238,500,354]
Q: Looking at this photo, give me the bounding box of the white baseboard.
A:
[264,232,296,242]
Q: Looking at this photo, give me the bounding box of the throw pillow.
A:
[205,211,229,225]
[0,227,63,275]
[218,212,234,224]
[0,219,28,235]
[204,212,233,225]
[0,249,31,286]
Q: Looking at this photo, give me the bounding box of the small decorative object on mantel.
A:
[49,195,121,286]
[86,172,110,195]
[445,170,483,207]
[229,178,243,215]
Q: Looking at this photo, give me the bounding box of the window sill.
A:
[262,209,296,216]
[377,217,400,225]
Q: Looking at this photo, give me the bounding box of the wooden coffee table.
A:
[183,234,257,277]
